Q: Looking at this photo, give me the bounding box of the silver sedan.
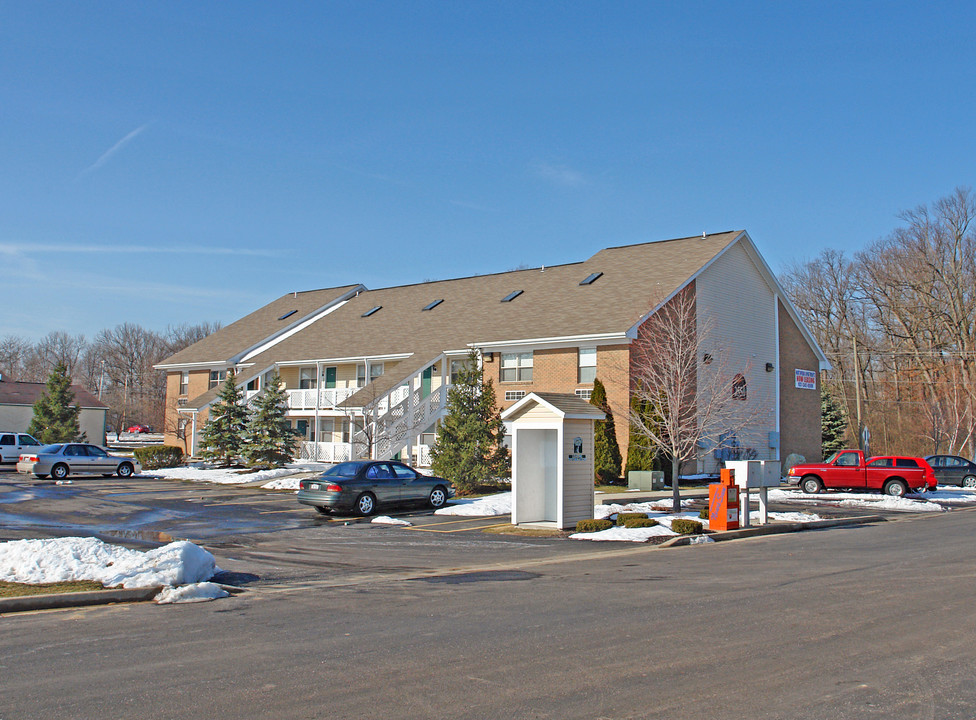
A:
[16,443,142,480]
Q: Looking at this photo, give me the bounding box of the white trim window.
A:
[179,371,189,396]
[369,363,384,382]
[505,390,526,401]
[500,352,532,382]
[578,347,597,383]
[357,364,366,387]
[209,370,226,390]
[575,388,593,400]
[299,367,317,390]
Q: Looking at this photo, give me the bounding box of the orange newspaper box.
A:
[708,468,740,531]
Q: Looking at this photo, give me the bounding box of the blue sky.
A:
[2,1,974,340]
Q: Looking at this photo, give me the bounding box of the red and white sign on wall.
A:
[795,369,816,390]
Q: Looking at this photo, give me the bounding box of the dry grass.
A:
[0,580,106,598]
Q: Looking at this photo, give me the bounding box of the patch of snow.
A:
[570,524,677,542]
[770,487,947,512]
[594,499,694,520]
[838,496,945,512]
[758,511,823,523]
[157,460,329,485]
[155,582,230,604]
[435,492,511,516]
[261,477,301,491]
[0,536,217,588]
[372,516,412,526]
[689,535,715,544]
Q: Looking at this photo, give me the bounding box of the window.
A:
[450,359,467,384]
[362,306,382,317]
[357,364,366,386]
[209,370,226,390]
[895,458,920,468]
[391,463,418,480]
[277,310,297,321]
[299,367,317,389]
[422,299,444,311]
[369,363,384,381]
[835,452,860,466]
[579,272,603,285]
[0,435,13,446]
[732,374,747,400]
[246,378,258,391]
[501,290,523,303]
[85,445,108,457]
[505,390,526,401]
[179,371,189,396]
[868,458,892,467]
[575,388,593,400]
[578,347,596,383]
[500,352,532,382]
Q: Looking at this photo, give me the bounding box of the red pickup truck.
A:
[787,450,936,497]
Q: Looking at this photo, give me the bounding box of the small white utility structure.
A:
[501,392,605,530]
[725,460,781,525]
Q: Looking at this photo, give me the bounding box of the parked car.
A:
[0,432,42,463]
[126,424,152,433]
[924,455,976,488]
[16,443,142,480]
[787,449,936,496]
[297,460,455,515]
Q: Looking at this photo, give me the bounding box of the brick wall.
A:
[778,299,822,463]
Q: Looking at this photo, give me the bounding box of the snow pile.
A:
[917,487,976,504]
[155,582,230,604]
[372,516,412,526]
[435,492,512,516]
[758,511,823,523]
[261,477,302,491]
[770,488,946,512]
[595,499,693,520]
[571,510,705,542]
[0,537,217,589]
[158,461,329,485]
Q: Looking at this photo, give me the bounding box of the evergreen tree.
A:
[821,385,848,454]
[430,352,510,494]
[243,373,299,467]
[28,363,86,443]
[624,394,656,474]
[199,370,248,466]
[590,378,622,485]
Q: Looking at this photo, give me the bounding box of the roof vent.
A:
[422,299,444,311]
[278,310,297,321]
[362,306,382,317]
[501,290,523,303]
[702,232,706,239]
[579,272,603,286]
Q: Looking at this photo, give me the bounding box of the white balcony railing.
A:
[297,441,355,463]
[287,387,360,411]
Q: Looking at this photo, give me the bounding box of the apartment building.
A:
[156,231,828,471]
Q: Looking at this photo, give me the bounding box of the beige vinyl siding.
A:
[514,405,556,422]
[335,363,359,388]
[278,366,301,389]
[695,241,778,468]
[562,419,595,527]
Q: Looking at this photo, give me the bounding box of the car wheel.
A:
[117,463,134,478]
[963,475,976,489]
[355,492,376,516]
[314,506,332,515]
[801,476,822,494]
[51,463,69,480]
[428,485,448,509]
[883,479,908,497]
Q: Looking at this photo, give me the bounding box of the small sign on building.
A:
[795,369,816,390]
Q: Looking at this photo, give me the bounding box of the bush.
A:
[698,508,709,519]
[670,518,704,535]
[134,445,185,470]
[623,518,659,529]
[616,512,649,525]
[575,519,614,533]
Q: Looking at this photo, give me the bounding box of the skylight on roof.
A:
[501,290,523,303]
[277,310,298,321]
[361,306,382,317]
[579,272,603,286]
[422,299,444,311]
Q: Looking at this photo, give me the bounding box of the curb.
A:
[659,514,887,547]
[0,582,245,614]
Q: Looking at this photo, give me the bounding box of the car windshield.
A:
[321,461,368,477]
[39,444,64,454]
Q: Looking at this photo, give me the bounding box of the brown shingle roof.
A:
[0,380,107,409]
[158,284,363,367]
[179,232,744,409]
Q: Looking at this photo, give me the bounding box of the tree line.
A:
[0,322,220,433]
[781,186,976,459]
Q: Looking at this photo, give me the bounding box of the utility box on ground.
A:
[708,468,740,531]
[627,470,666,491]
[724,460,782,526]
[501,392,605,531]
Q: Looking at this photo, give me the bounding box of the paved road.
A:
[3,481,975,719]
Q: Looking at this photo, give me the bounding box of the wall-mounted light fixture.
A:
[765,362,775,372]
[703,353,713,365]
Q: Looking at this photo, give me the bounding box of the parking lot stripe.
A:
[408,521,510,533]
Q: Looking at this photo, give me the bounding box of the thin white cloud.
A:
[0,243,275,258]
[77,124,149,178]
[532,161,588,188]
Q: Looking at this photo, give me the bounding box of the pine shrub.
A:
[27,363,86,444]
[616,512,649,525]
[623,517,659,529]
[591,378,622,484]
[670,518,704,535]
[134,445,185,470]
[575,519,614,533]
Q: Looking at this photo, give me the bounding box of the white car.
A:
[0,432,42,463]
